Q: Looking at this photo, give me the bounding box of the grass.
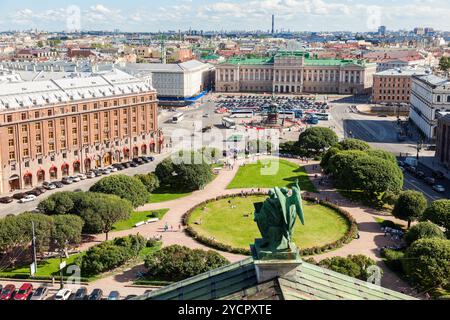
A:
[112,209,169,232]
[0,253,87,280]
[149,185,193,203]
[188,195,349,250]
[227,159,316,192]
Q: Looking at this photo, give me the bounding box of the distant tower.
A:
[271,15,275,35]
[160,35,166,64]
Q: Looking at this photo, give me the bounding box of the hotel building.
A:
[0,69,163,195]
[215,52,377,95]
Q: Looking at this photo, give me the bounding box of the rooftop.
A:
[375,67,430,76]
[137,257,417,301]
[0,69,153,111]
[413,74,450,88]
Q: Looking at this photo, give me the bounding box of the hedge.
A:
[183,193,358,257]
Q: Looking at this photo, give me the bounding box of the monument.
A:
[251,180,305,282]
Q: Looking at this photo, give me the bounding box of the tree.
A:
[318,255,378,281]
[423,200,450,237]
[135,173,160,193]
[339,139,370,151]
[366,149,397,164]
[80,242,132,276]
[392,190,428,229]
[439,56,450,73]
[52,215,84,251]
[173,162,213,191]
[15,213,54,255]
[90,175,149,207]
[402,239,450,291]
[37,192,75,215]
[297,127,338,156]
[326,150,368,178]
[404,222,445,246]
[155,158,175,184]
[144,245,229,281]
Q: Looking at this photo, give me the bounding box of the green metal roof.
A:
[221,51,366,67]
[138,257,417,301]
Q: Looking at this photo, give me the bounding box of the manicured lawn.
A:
[0,253,84,280]
[227,159,316,192]
[188,195,349,250]
[149,184,192,203]
[113,209,169,232]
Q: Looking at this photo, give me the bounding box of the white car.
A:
[433,185,446,193]
[77,173,87,180]
[102,168,112,175]
[86,172,96,179]
[19,195,37,203]
[54,288,72,300]
[71,176,81,183]
[108,166,118,172]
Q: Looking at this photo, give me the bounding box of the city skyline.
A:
[1,0,450,33]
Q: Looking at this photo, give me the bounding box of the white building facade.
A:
[410,75,450,140]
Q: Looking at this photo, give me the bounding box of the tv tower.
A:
[271,14,275,34]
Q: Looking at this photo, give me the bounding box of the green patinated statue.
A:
[252,180,305,260]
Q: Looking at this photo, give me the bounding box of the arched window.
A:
[37,170,45,183]
[84,158,91,172]
[447,96,450,103]
[49,166,58,180]
[437,95,441,103]
[61,163,70,177]
[73,161,81,174]
[23,172,32,187]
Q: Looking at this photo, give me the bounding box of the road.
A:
[328,102,449,202]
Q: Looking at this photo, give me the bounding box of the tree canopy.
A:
[423,200,450,237]
[404,222,445,246]
[298,127,338,156]
[392,190,428,229]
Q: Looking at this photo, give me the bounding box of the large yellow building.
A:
[215,52,376,95]
[0,69,163,195]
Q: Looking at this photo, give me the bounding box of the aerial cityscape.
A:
[0,0,449,308]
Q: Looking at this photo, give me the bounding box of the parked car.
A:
[133,158,145,165]
[433,185,446,193]
[88,289,103,300]
[36,187,47,194]
[432,171,445,179]
[0,284,16,300]
[415,171,425,179]
[122,162,131,168]
[93,170,103,177]
[62,177,74,185]
[77,173,87,180]
[113,164,125,171]
[107,166,118,172]
[19,194,37,203]
[54,289,72,300]
[129,162,139,168]
[86,171,96,179]
[53,181,64,188]
[72,287,88,300]
[42,181,57,190]
[101,168,112,175]
[124,294,137,300]
[140,157,151,163]
[30,286,49,300]
[0,197,14,204]
[406,166,417,173]
[425,177,436,185]
[107,291,120,300]
[70,176,81,183]
[13,192,27,200]
[26,189,42,197]
[13,283,33,300]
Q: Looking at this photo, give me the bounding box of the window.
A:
[21,113,27,120]
[94,134,99,141]
[60,119,65,125]
[48,121,53,128]
[83,105,88,111]
[35,123,41,130]
[8,127,13,134]
[72,117,77,124]
[61,141,66,149]
[7,115,12,122]
[83,136,88,143]
[34,111,40,118]
[49,131,54,139]
[36,145,42,154]
[49,143,55,151]
[48,109,53,116]
[71,106,77,112]
[437,95,441,103]
[83,115,88,121]
[22,136,28,144]
[9,151,15,160]
[94,114,99,120]
[8,139,14,146]
[21,125,28,132]
[73,139,78,145]
[23,148,29,157]
[61,129,66,136]
[83,125,88,132]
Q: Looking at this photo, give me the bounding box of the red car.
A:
[13,283,33,300]
[0,284,16,300]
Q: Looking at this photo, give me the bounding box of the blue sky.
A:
[0,0,449,32]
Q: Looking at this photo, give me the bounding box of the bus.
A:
[222,117,237,129]
[230,110,254,118]
[307,112,332,121]
[306,115,319,125]
[172,112,185,124]
[278,111,296,120]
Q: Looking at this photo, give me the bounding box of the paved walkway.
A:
[3,156,420,298]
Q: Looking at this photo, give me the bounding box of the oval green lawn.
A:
[188,195,350,250]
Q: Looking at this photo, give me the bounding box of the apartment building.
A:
[0,69,163,194]
[436,115,450,168]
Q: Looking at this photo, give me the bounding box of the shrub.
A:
[402,238,450,291]
[404,222,445,246]
[339,139,371,151]
[381,249,404,273]
[90,175,149,207]
[135,173,160,193]
[318,254,379,281]
[144,245,229,281]
[423,200,450,237]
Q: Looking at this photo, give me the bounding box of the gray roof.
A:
[137,258,417,301]
[120,60,212,74]
[0,69,152,111]
[413,74,450,88]
[375,67,430,77]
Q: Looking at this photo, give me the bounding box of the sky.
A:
[0,0,449,32]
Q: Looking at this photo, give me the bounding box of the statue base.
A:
[251,238,301,261]
[251,239,303,284]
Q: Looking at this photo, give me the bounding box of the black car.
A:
[140,157,151,163]
[124,295,137,300]
[53,181,64,188]
[36,187,47,194]
[112,164,125,170]
[13,192,27,200]
[122,162,131,168]
[148,156,155,162]
[88,289,103,300]
[26,189,42,197]
[0,197,14,204]
[93,170,102,177]
[130,162,139,168]
[133,158,145,165]
[72,287,88,300]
